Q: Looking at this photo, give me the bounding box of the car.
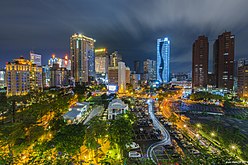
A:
[126,142,140,149]
[128,151,142,158]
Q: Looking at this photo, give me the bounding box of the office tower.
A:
[0,68,5,88]
[95,48,109,74]
[171,72,189,81]
[6,57,42,96]
[108,66,118,85]
[157,37,170,83]
[238,64,248,98]
[110,51,122,67]
[213,31,235,90]
[126,67,130,84]
[192,35,209,88]
[144,59,156,81]
[50,64,70,87]
[134,60,141,73]
[118,62,126,93]
[30,51,42,66]
[70,33,95,83]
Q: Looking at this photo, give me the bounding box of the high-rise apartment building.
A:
[118,62,126,93]
[30,51,42,66]
[144,59,156,81]
[126,67,130,84]
[192,35,209,89]
[157,37,170,83]
[237,64,248,98]
[134,60,141,73]
[95,48,109,74]
[50,63,70,87]
[213,31,235,90]
[0,68,5,88]
[110,51,122,67]
[70,33,95,83]
[6,57,42,96]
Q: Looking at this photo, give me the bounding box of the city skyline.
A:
[1,0,248,72]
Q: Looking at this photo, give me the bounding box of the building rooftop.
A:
[108,99,127,109]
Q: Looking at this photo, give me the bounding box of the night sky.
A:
[1,0,248,72]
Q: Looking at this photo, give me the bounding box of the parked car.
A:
[126,142,140,149]
[128,151,142,158]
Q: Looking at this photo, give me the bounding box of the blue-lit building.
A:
[157,37,170,83]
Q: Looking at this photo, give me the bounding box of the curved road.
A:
[146,99,171,164]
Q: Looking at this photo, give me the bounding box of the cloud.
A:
[0,0,248,72]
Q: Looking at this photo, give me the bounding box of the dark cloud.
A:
[0,0,248,72]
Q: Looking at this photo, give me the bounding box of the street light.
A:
[210,132,216,137]
[183,124,187,128]
[196,123,202,128]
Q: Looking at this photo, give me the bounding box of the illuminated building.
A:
[108,66,118,85]
[50,64,70,87]
[0,68,5,88]
[95,48,109,74]
[30,64,43,91]
[30,51,42,66]
[61,55,71,71]
[157,37,170,83]
[192,35,209,89]
[131,73,140,89]
[238,64,248,98]
[110,51,122,67]
[42,65,50,88]
[6,57,42,96]
[126,67,130,84]
[107,99,128,120]
[118,62,126,93]
[213,31,235,91]
[144,59,156,81]
[70,33,95,83]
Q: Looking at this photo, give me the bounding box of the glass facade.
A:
[157,37,170,83]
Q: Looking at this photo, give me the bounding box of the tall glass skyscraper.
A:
[157,37,170,83]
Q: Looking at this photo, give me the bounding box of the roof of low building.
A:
[108,99,127,109]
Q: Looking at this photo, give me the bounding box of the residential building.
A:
[157,37,170,83]
[30,51,42,66]
[131,73,141,89]
[126,67,130,84]
[6,57,42,96]
[70,33,95,83]
[107,99,128,120]
[237,64,248,98]
[192,35,209,89]
[144,59,156,81]
[50,64,70,87]
[213,31,235,91]
[108,66,118,86]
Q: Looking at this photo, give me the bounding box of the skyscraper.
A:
[95,48,109,74]
[70,33,95,84]
[237,64,248,98]
[134,60,141,73]
[192,35,209,89]
[144,59,156,81]
[6,57,42,96]
[157,37,170,83]
[110,51,122,67]
[213,31,235,90]
[118,62,126,93]
[30,51,42,66]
